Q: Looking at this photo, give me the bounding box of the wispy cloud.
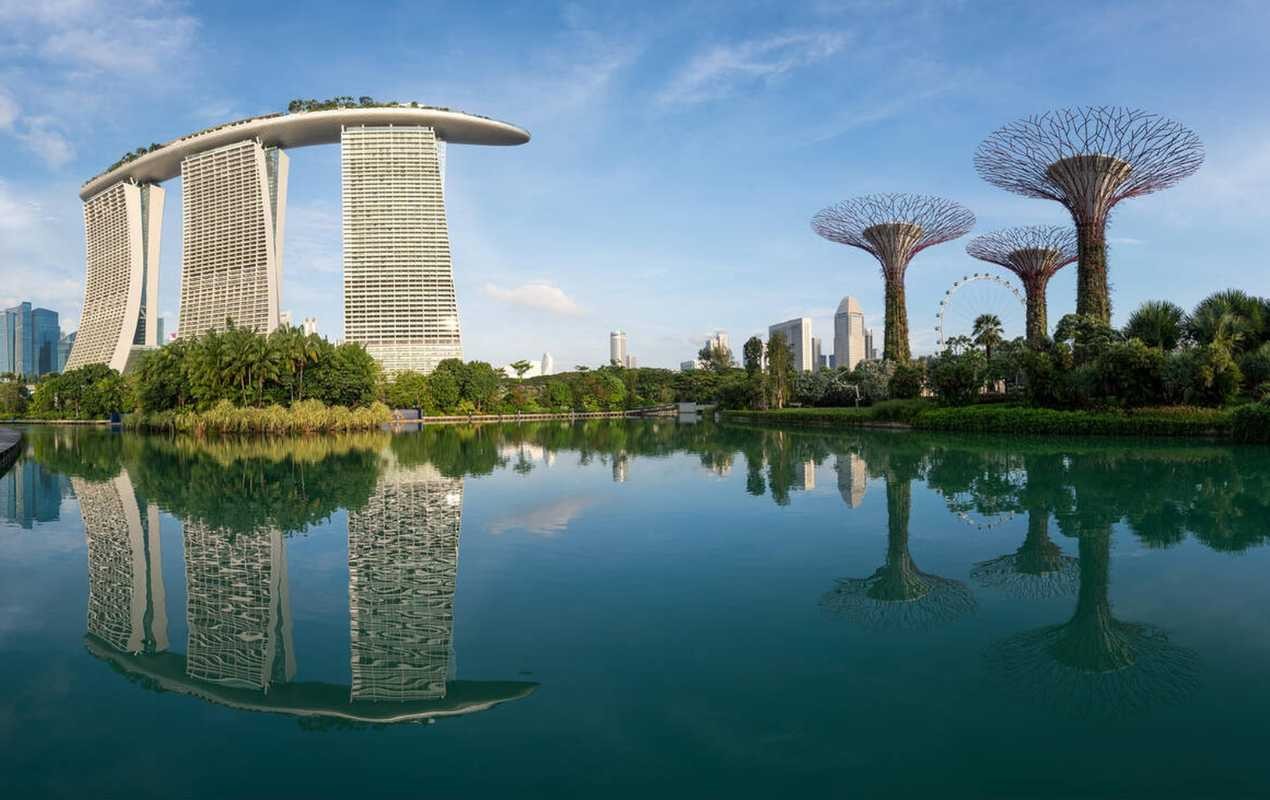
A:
[482,281,583,316]
[488,496,595,537]
[657,31,847,107]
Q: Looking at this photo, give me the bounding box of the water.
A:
[2,421,1269,798]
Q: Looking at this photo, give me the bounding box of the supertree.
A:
[821,442,976,630]
[970,509,1078,600]
[812,193,975,362]
[985,527,1199,718]
[965,225,1076,344]
[975,106,1203,325]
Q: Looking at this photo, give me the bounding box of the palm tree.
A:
[972,314,1004,360]
[1123,300,1185,350]
[1186,290,1267,354]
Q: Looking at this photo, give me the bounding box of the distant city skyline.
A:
[3,2,1269,369]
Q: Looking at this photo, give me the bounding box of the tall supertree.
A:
[965,225,1076,343]
[975,107,1203,324]
[970,509,1078,600]
[812,193,975,362]
[821,441,975,630]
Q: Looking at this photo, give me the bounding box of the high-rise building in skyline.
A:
[1,458,69,529]
[811,337,822,371]
[348,463,463,701]
[2,302,61,377]
[56,332,75,373]
[768,317,814,372]
[835,453,869,508]
[833,296,867,372]
[541,352,554,376]
[343,125,462,374]
[302,317,318,336]
[864,328,878,361]
[67,182,164,371]
[704,330,729,354]
[68,106,528,374]
[610,330,628,367]
[179,140,286,339]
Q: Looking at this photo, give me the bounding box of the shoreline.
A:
[0,428,22,472]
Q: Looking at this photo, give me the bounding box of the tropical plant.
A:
[1123,300,1185,350]
[972,314,1005,360]
[765,332,793,409]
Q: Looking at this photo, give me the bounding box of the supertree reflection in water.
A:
[970,510,1078,600]
[822,475,975,631]
[986,528,1199,718]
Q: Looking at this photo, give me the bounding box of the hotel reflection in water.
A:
[77,462,535,723]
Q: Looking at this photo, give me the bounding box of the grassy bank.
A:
[724,402,1270,442]
[126,400,394,435]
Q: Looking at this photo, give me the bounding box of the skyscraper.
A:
[864,328,878,361]
[811,337,822,371]
[610,330,628,367]
[179,140,286,338]
[1,302,61,377]
[768,317,814,372]
[57,332,76,373]
[541,352,554,376]
[833,296,867,372]
[343,125,460,374]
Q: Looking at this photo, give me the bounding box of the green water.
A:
[2,421,1269,798]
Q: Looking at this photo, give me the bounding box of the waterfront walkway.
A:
[0,428,21,474]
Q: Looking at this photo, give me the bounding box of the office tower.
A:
[828,354,836,369]
[819,354,830,369]
[1,459,67,528]
[833,296,867,372]
[302,317,318,336]
[179,140,287,338]
[56,331,75,372]
[625,355,637,369]
[348,463,463,701]
[279,310,293,327]
[541,352,554,376]
[865,328,878,361]
[610,330,628,367]
[77,471,168,654]
[184,520,294,690]
[343,125,460,374]
[768,317,814,372]
[680,360,698,371]
[811,337,822,371]
[835,453,869,508]
[704,330,729,353]
[2,302,61,377]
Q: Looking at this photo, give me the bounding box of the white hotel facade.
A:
[68,106,528,375]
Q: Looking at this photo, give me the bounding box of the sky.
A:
[2,0,1270,370]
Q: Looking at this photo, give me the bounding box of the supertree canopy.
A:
[970,509,1078,600]
[821,475,976,630]
[812,193,975,362]
[975,106,1203,324]
[985,527,1199,718]
[966,225,1077,343]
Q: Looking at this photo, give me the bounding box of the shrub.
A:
[1239,342,1270,391]
[850,360,895,404]
[889,362,925,400]
[928,349,987,406]
[1232,402,1270,442]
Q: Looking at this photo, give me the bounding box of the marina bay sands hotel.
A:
[66,105,529,374]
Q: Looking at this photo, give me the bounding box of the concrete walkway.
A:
[0,428,21,473]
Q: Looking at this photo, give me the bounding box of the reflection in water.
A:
[987,528,1200,718]
[971,510,1078,600]
[78,473,167,654]
[69,439,534,725]
[349,461,463,701]
[823,467,976,631]
[184,520,294,690]
[1,457,71,529]
[835,453,868,509]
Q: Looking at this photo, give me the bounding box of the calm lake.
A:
[2,420,1269,798]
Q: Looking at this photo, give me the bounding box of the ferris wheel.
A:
[936,273,1027,348]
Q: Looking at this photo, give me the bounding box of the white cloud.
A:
[482,281,583,316]
[0,89,17,128]
[488,497,595,537]
[0,179,86,329]
[1109,237,1146,246]
[657,31,847,107]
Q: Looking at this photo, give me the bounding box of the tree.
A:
[1123,300,1185,351]
[1186,289,1268,354]
[972,313,1005,360]
[462,361,502,412]
[0,379,28,416]
[509,359,533,380]
[428,369,460,413]
[765,332,793,409]
[697,342,734,372]
[386,371,429,410]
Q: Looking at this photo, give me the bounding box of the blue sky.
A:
[2,0,1269,369]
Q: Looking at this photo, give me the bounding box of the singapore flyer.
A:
[936,272,1026,348]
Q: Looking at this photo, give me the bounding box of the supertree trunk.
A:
[1023,277,1050,345]
[867,476,926,601]
[1075,219,1111,324]
[883,274,911,363]
[1016,509,1061,574]
[1051,526,1135,672]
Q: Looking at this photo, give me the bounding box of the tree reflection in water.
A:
[821,438,976,631]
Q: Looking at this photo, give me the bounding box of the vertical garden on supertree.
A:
[975,106,1203,325]
[966,225,1077,344]
[812,193,975,362]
